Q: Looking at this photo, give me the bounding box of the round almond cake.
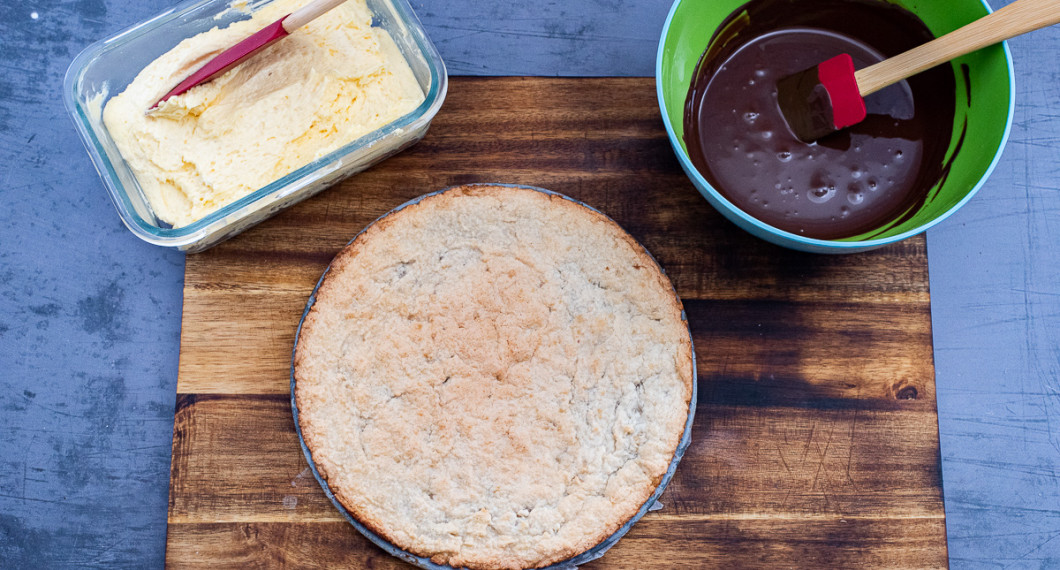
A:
[294,184,694,569]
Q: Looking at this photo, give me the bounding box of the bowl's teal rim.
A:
[655,0,1015,250]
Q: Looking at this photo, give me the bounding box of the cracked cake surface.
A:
[294,184,694,569]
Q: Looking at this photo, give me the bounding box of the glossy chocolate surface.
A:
[684,0,956,239]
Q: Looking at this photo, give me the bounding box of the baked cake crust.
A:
[294,185,694,569]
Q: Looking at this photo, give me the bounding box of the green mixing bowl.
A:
[657,0,1014,253]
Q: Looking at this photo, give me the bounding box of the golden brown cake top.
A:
[295,185,694,569]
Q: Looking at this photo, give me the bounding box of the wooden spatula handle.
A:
[855,0,1060,96]
[282,0,348,32]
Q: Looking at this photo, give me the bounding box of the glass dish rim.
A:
[63,0,448,248]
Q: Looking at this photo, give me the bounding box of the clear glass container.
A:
[64,0,447,252]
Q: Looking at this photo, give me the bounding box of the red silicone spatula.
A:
[778,0,1060,142]
[148,0,348,112]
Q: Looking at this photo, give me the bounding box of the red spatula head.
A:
[777,54,867,142]
[148,17,290,112]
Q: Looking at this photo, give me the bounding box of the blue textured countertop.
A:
[1,0,1057,566]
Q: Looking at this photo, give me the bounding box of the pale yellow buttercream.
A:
[103,0,425,227]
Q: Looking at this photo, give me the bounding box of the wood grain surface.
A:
[168,77,946,568]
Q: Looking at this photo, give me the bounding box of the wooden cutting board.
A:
[166,77,947,568]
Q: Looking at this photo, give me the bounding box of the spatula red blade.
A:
[149,17,290,111]
[777,54,867,142]
[818,54,866,130]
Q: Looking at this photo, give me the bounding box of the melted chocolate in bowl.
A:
[683,0,956,240]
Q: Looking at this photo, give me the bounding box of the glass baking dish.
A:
[64,0,447,252]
